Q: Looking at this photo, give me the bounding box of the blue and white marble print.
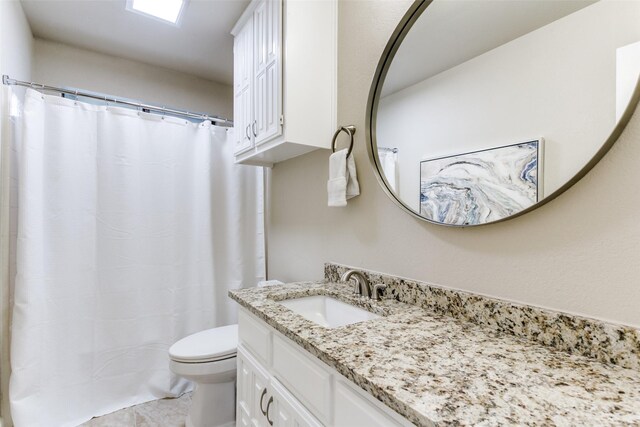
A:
[420,140,540,225]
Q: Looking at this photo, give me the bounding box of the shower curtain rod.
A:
[2,75,233,127]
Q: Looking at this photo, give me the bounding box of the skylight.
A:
[126,0,187,26]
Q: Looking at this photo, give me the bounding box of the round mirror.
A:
[367,0,640,226]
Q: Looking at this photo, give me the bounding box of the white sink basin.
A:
[279,295,380,328]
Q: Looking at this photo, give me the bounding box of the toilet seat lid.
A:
[169,324,238,363]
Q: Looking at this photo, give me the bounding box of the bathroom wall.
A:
[268,0,640,328]
[0,0,34,100]
[377,1,640,210]
[0,2,33,425]
[32,39,233,120]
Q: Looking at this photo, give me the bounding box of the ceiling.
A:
[20,0,250,85]
[382,0,597,97]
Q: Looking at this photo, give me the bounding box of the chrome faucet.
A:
[340,269,371,298]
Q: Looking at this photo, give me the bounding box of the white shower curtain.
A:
[9,89,264,427]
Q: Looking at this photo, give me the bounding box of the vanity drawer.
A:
[271,334,332,424]
[238,308,272,366]
[334,379,409,427]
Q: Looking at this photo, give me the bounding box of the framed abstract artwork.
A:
[419,139,544,225]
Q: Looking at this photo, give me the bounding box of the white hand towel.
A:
[328,149,360,207]
[346,151,360,199]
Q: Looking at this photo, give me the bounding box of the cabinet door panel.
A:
[238,346,271,427]
[271,335,332,424]
[266,63,278,136]
[238,407,251,427]
[252,371,269,427]
[255,69,267,143]
[254,0,282,145]
[237,351,252,420]
[243,88,254,149]
[233,33,245,154]
[234,34,242,95]
[234,20,252,94]
[265,0,277,62]
[270,379,323,427]
[234,19,254,155]
[238,308,272,366]
[233,92,245,154]
[254,1,267,70]
[235,87,253,154]
[334,379,406,427]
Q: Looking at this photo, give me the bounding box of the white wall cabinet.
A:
[236,309,413,427]
[231,0,337,166]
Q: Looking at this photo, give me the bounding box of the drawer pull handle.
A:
[259,388,268,415]
[266,396,274,425]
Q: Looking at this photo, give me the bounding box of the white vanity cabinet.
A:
[237,343,322,427]
[231,0,337,166]
[236,308,413,427]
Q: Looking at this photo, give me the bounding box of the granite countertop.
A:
[229,281,640,426]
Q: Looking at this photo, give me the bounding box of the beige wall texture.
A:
[0,0,34,99]
[268,0,640,328]
[33,39,233,120]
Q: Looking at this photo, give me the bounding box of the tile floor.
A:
[79,393,192,427]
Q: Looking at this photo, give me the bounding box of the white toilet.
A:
[169,324,238,427]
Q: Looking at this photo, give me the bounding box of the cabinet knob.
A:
[245,125,251,141]
[252,120,257,137]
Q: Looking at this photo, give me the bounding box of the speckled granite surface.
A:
[229,281,640,427]
[325,263,640,371]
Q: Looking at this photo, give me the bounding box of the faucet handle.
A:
[371,283,387,301]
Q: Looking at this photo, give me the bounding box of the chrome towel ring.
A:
[331,125,356,158]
